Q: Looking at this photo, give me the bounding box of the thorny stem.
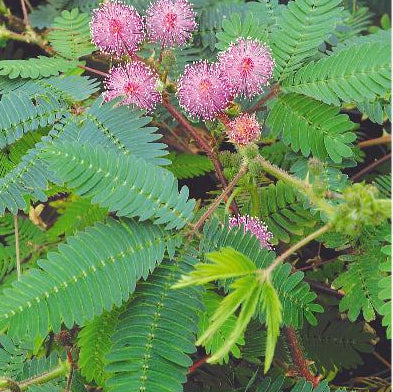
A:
[351,153,391,182]
[13,215,21,280]
[162,95,240,215]
[247,84,280,113]
[265,224,331,275]
[189,164,248,237]
[284,327,319,386]
[0,361,70,391]
[19,0,29,27]
[358,134,391,148]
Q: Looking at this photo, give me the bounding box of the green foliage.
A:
[256,376,346,392]
[105,253,203,392]
[301,310,375,373]
[282,40,391,106]
[270,0,343,80]
[167,152,213,179]
[266,93,356,163]
[0,92,68,148]
[78,308,120,385]
[251,181,317,244]
[200,218,323,328]
[378,233,391,338]
[48,9,95,60]
[43,142,195,230]
[48,195,108,240]
[0,336,31,379]
[0,218,177,337]
[198,290,245,364]
[0,57,80,79]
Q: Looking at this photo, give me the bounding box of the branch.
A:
[189,164,248,237]
[351,153,391,182]
[13,215,21,280]
[162,95,239,215]
[358,134,391,149]
[247,84,280,113]
[19,0,29,27]
[0,361,70,391]
[284,327,319,386]
[265,224,331,275]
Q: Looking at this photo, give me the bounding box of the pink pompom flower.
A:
[90,1,144,56]
[146,0,197,48]
[218,38,274,99]
[229,215,273,250]
[177,61,231,120]
[104,61,161,111]
[227,113,261,146]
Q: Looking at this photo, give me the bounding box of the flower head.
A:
[177,61,231,120]
[90,1,144,56]
[104,61,161,111]
[146,0,197,48]
[227,113,261,146]
[218,38,274,99]
[229,215,273,250]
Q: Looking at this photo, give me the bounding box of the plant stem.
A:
[0,361,69,391]
[188,356,210,374]
[13,215,21,280]
[20,0,29,27]
[247,85,280,113]
[190,164,248,236]
[305,279,344,299]
[372,351,391,369]
[77,64,108,78]
[162,95,239,215]
[351,153,391,182]
[284,327,319,386]
[358,134,391,148]
[265,224,331,275]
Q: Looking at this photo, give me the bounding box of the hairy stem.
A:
[358,134,391,148]
[0,361,69,391]
[13,215,21,280]
[265,224,331,275]
[351,153,391,182]
[162,95,239,215]
[190,164,248,236]
[284,327,319,386]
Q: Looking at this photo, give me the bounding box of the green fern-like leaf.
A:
[270,0,343,80]
[282,41,391,106]
[78,308,120,385]
[198,290,245,364]
[167,152,213,179]
[200,218,323,327]
[0,218,178,338]
[0,336,31,379]
[253,181,317,244]
[301,310,375,373]
[80,98,169,166]
[0,57,80,79]
[256,376,345,392]
[105,253,203,392]
[0,92,68,148]
[333,246,385,322]
[43,142,195,230]
[378,233,391,338]
[48,195,108,240]
[48,9,95,60]
[266,93,356,163]
[0,75,100,103]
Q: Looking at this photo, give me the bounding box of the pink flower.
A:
[90,1,144,56]
[218,38,274,99]
[177,61,231,120]
[104,61,161,111]
[227,113,261,146]
[146,0,197,48]
[229,215,273,250]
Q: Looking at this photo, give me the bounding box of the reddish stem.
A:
[188,356,210,374]
[77,64,108,78]
[218,112,231,127]
[284,327,319,387]
[351,153,391,182]
[247,85,280,113]
[162,96,239,215]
